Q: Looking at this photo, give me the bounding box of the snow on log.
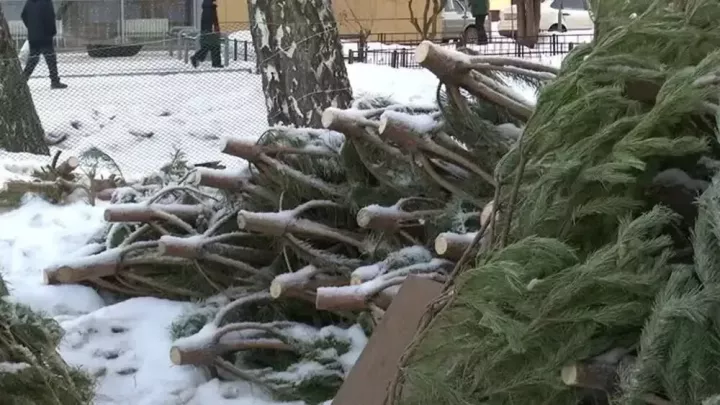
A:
[157,235,205,258]
[350,263,384,285]
[237,209,364,249]
[434,232,479,259]
[237,210,295,237]
[381,258,454,280]
[269,265,347,299]
[270,265,321,298]
[104,203,205,223]
[170,338,292,366]
[415,40,471,78]
[44,248,122,284]
[315,273,443,311]
[378,112,422,151]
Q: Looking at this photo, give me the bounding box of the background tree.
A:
[0,4,50,155]
[407,0,444,40]
[247,0,353,128]
[337,0,378,62]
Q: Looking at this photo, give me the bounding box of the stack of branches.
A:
[32,45,556,403]
[391,1,720,405]
[0,274,94,404]
[0,149,124,208]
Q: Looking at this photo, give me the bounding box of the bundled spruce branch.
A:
[0,274,94,405]
[391,1,720,405]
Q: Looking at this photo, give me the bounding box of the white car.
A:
[440,0,493,43]
[497,0,593,37]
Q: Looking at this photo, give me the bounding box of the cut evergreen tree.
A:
[0,274,95,405]
[0,4,50,156]
[389,1,720,405]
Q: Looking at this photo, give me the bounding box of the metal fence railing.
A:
[346,31,594,69]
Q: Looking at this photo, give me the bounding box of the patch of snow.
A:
[59,297,205,405]
[0,197,107,317]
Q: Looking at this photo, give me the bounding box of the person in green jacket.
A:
[469,0,489,44]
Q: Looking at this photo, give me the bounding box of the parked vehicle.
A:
[440,0,492,44]
[497,0,593,38]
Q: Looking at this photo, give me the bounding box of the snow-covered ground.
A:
[0,45,565,404]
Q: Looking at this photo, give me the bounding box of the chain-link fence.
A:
[2,11,592,180]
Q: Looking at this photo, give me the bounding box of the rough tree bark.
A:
[248,0,353,128]
[0,4,50,155]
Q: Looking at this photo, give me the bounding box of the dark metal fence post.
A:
[349,49,354,64]
[391,50,398,68]
[244,41,248,61]
[234,39,238,61]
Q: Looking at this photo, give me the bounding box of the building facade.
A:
[216,0,511,40]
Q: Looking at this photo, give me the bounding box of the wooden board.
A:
[332,275,444,405]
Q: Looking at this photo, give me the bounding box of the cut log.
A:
[238,210,365,249]
[415,40,470,80]
[356,205,412,230]
[315,284,397,311]
[434,232,478,260]
[378,114,421,151]
[56,156,79,177]
[270,265,348,299]
[104,203,205,223]
[169,339,293,366]
[561,362,618,391]
[237,210,292,237]
[158,235,203,258]
[270,265,320,298]
[195,167,245,190]
[44,249,122,284]
[221,138,263,162]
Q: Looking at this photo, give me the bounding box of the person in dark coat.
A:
[190,0,223,68]
[469,0,490,45]
[21,0,67,89]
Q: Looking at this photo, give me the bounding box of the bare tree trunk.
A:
[248,0,353,128]
[0,5,50,155]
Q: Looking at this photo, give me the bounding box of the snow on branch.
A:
[356,197,444,231]
[315,271,446,311]
[237,200,366,251]
[104,203,206,223]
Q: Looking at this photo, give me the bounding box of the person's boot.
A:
[51,80,67,89]
[477,28,489,45]
[190,56,199,68]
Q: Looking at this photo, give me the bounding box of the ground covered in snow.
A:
[0,47,564,404]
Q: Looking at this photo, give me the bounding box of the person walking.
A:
[21,0,67,89]
[470,0,490,45]
[190,0,223,68]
